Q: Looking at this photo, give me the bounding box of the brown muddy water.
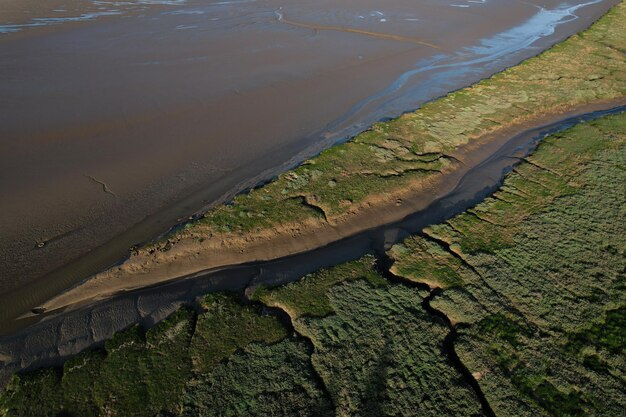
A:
[0,0,619,327]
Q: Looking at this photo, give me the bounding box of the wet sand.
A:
[1,103,623,385]
[0,1,619,324]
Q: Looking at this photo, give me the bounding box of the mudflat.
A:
[0,0,621,337]
[0,0,617,304]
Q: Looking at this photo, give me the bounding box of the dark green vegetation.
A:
[255,256,485,416]
[184,295,331,416]
[391,113,626,416]
[183,338,332,417]
[0,308,195,416]
[190,293,287,372]
[0,298,327,417]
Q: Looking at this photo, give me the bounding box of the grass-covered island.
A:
[2,3,625,417]
[2,97,624,417]
[37,1,626,313]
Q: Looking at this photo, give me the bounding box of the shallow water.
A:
[0,0,619,319]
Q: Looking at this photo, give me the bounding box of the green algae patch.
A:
[190,293,287,373]
[390,112,626,416]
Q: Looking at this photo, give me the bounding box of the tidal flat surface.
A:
[0,0,618,303]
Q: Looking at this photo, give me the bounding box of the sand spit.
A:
[35,98,626,315]
[0,0,617,315]
[28,0,626,318]
[0,0,622,331]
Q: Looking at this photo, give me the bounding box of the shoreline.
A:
[3,0,625,326]
[0,0,623,383]
[28,98,626,318]
[0,0,619,317]
[0,105,623,391]
[32,0,623,324]
[0,4,624,412]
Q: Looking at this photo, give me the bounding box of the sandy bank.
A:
[0,0,616,320]
[35,98,626,315]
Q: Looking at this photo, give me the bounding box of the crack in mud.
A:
[86,175,118,198]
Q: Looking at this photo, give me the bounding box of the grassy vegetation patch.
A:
[255,258,484,416]
[477,313,532,348]
[190,293,287,373]
[183,338,332,417]
[392,112,626,416]
[303,280,483,416]
[566,305,626,356]
[253,256,387,318]
[510,369,587,417]
[388,238,468,288]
